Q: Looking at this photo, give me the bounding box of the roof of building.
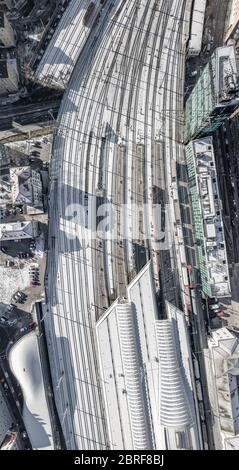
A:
[186,136,231,297]
[224,0,239,42]
[96,263,202,450]
[8,331,54,450]
[208,328,239,446]
[215,45,239,101]
[35,0,114,89]
[0,220,34,240]
[188,0,206,55]
[10,166,32,205]
[185,45,239,141]
[10,166,42,208]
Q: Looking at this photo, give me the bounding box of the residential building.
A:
[185,45,239,143]
[186,137,231,298]
[10,166,43,210]
[0,10,15,47]
[0,220,38,241]
[203,327,239,450]
[96,262,203,450]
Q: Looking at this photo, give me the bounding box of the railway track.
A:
[45,0,192,449]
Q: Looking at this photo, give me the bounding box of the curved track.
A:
[45,0,192,450]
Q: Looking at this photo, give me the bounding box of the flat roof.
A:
[35,0,113,89]
[188,0,206,54]
[189,137,231,297]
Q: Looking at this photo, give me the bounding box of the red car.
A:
[30,281,38,286]
[216,311,225,318]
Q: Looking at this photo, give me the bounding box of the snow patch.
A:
[0,263,30,305]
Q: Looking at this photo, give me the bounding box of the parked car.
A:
[216,311,225,318]
[210,303,220,311]
[0,316,7,323]
[7,304,14,311]
[31,150,40,157]
[34,141,42,148]
[30,275,39,281]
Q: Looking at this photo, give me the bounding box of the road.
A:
[44,0,196,450]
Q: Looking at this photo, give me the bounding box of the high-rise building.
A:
[185,136,231,298]
[185,45,239,143]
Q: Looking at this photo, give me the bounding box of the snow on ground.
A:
[35,232,45,259]
[8,331,54,450]
[0,262,30,305]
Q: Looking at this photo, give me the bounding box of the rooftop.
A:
[35,0,114,89]
[207,327,239,447]
[96,263,202,450]
[186,137,231,297]
[10,166,42,208]
[215,45,239,102]
[0,220,34,240]
[8,331,54,450]
[188,0,206,55]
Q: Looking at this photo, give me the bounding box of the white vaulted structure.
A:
[96,263,202,449]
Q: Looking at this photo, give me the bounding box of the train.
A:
[83,2,96,26]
